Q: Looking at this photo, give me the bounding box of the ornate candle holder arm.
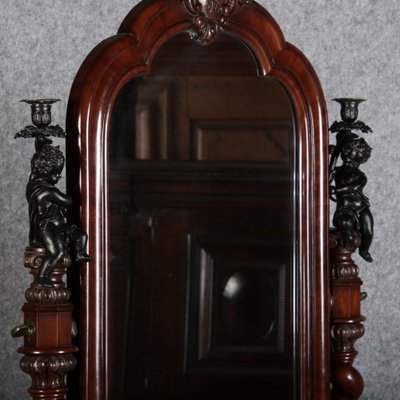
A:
[11,99,90,400]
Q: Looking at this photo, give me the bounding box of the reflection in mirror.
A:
[221,269,276,343]
[108,33,296,399]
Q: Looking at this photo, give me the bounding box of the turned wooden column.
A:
[12,247,78,400]
[330,229,366,400]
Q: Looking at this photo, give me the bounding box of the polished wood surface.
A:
[15,247,78,400]
[330,230,365,400]
[66,1,329,399]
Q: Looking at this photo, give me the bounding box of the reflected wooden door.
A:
[109,170,295,400]
[107,34,296,400]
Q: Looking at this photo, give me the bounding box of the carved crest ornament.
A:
[184,0,253,44]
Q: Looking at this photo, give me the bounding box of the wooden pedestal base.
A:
[12,247,78,400]
[330,230,365,400]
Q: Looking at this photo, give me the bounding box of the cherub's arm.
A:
[336,171,367,193]
[44,189,72,208]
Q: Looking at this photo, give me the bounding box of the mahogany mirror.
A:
[66,1,329,399]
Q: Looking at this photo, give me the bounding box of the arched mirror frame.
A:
[66,1,329,399]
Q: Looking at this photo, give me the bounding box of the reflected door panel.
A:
[112,76,293,163]
[108,34,296,400]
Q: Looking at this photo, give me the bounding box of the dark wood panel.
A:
[111,74,293,162]
[107,162,295,400]
[191,120,292,162]
[149,34,257,77]
[187,77,293,120]
[110,206,295,400]
[186,234,291,370]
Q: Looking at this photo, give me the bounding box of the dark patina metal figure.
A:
[329,98,374,262]
[15,99,66,140]
[329,98,372,182]
[27,142,90,287]
[16,99,90,288]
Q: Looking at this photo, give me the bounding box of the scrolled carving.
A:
[24,246,71,304]
[330,229,366,399]
[20,354,77,390]
[331,322,365,353]
[330,249,360,280]
[329,230,360,280]
[25,286,71,304]
[332,263,359,280]
[24,246,71,271]
[184,0,253,44]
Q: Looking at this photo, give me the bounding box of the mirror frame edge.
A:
[65,1,329,399]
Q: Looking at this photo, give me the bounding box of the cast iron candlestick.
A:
[329,98,373,400]
[12,99,90,400]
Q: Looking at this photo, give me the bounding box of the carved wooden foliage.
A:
[16,247,77,400]
[331,322,365,353]
[184,0,253,44]
[21,354,77,390]
[24,247,71,304]
[330,230,366,399]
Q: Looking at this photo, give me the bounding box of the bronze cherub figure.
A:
[331,137,373,262]
[329,98,374,262]
[26,140,90,287]
[16,99,90,288]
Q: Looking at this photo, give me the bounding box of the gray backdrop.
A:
[1,1,399,399]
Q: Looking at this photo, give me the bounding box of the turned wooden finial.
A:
[330,229,365,400]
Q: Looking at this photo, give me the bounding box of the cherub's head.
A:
[341,138,372,165]
[31,144,64,183]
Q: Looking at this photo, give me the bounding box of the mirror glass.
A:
[108,33,297,399]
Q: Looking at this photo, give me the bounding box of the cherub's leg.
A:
[334,211,356,250]
[38,224,65,287]
[359,209,374,262]
[69,225,91,262]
